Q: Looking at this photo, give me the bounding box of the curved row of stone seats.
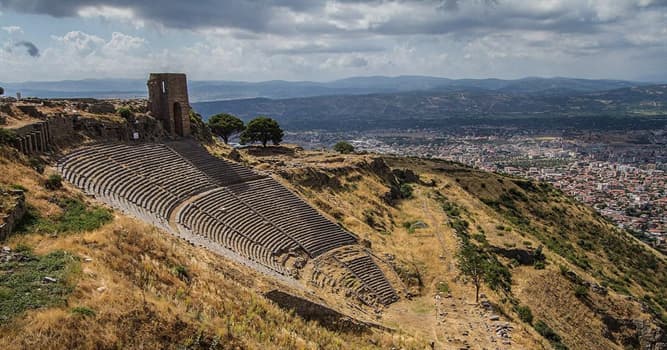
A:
[95,143,216,198]
[177,188,301,258]
[166,140,265,186]
[61,153,177,223]
[340,254,398,305]
[61,150,172,211]
[228,178,358,257]
[177,195,288,274]
[310,254,380,306]
[59,143,219,221]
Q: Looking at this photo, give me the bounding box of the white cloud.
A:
[1,25,22,34]
[0,31,150,81]
[52,31,105,56]
[104,32,146,52]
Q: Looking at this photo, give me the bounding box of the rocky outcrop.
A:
[276,157,418,206]
[392,168,420,183]
[602,316,667,350]
[0,103,13,117]
[86,101,116,114]
[278,167,343,190]
[0,189,26,241]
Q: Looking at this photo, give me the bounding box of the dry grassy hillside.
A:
[0,145,423,350]
[229,144,666,350]
[1,134,665,350]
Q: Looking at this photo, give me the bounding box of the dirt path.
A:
[423,196,448,256]
[400,191,516,350]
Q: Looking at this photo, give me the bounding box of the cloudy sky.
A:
[1,0,666,82]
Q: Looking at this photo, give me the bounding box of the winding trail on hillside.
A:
[418,190,515,350]
[422,197,447,257]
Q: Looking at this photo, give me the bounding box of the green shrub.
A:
[0,128,17,145]
[44,174,63,190]
[333,141,354,154]
[533,245,546,262]
[71,306,96,317]
[399,183,413,199]
[534,320,561,343]
[534,260,546,270]
[14,243,32,254]
[484,256,512,292]
[402,220,425,234]
[515,305,533,324]
[29,157,45,174]
[10,184,28,192]
[436,281,450,294]
[116,106,134,120]
[443,204,461,217]
[173,265,190,282]
[472,233,487,244]
[574,285,588,299]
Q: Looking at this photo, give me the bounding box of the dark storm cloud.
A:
[0,0,665,37]
[344,56,368,67]
[14,41,40,57]
[0,0,325,32]
[371,1,618,36]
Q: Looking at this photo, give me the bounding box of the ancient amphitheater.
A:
[58,140,400,306]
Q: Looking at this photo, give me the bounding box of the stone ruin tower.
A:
[147,73,191,137]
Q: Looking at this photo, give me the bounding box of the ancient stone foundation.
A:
[0,190,26,241]
[11,112,166,155]
[13,121,49,154]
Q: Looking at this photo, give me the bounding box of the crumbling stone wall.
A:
[12,113,165,154]
[0,190,26,241]
[147,73,191,138]
[16,105,45,119]
[11,113,77,154]
[0,103,12,124]
[13,120,53,154]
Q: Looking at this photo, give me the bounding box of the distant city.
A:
[284,128,667,253]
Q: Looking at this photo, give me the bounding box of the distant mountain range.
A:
[3,76,664,131]
[0,76,651,102]
[191,84,667,131]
